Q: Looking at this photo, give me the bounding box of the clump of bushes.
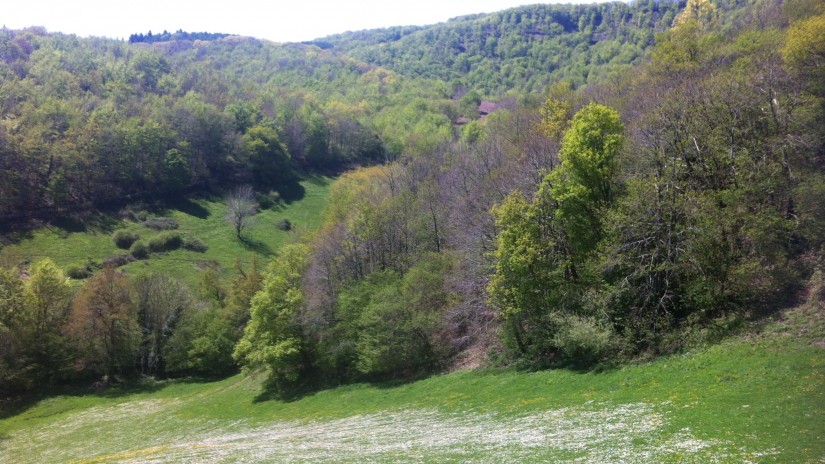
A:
[130,240,149,260]
[112,229,140,249]
[275,218,292,231]
[148,231,183,253]
[142,217,179,230]
[66,259,99,279]
[182,235,208,253]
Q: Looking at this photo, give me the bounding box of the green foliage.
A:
[67,267,139,378]
[112,229,140,249]
[321,2,683,93]
[181,235,208,253]
[65,259,99,280]
[147,232,183,253]
[133,273,192,376]
[129,240,149,260]
[242,125,292,187]
[490,103,623,364]
[233,244,310,392]
[169,258,264,377]
[782,12,825,95]
[551,314,616,368]
[0,267,28,391]
[333,258,452,377]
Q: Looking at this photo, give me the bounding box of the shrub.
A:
[148,232,183,253]
[275,218,292,231]
[182,235,208,253]
[130,240,149,260]
[66,258,100,279]
[552,315,615,368]
[102,254,135,268]
[112,229,140,249]
[142,217,179,230]
[66,265,93,279]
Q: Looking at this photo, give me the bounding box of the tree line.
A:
[128,30,231,44]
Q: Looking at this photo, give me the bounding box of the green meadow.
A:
[1,299,823,463]
[0,177,332,286]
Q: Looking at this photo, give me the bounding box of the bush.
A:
[182,235,208,253]
[112,229,140,249]
[66,265,93,280]
[148,232,183,253]
[275,218,292,231]
[66,258,100,279]
[102,254,135,268]
[142,217,179,230]
[130,240,149,260]
[552,315,615,368]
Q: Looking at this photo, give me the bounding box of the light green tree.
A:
[490,103,622,362]
[21,259,74,381]
[233,244,310,392]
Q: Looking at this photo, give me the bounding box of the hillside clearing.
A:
[0,177,332,285]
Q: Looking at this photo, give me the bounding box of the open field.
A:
[2,300,823,463]
[0,177,332,285]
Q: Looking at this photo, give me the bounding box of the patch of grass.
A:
[0,177,333,286]
[141,217,179,231]
[0,314,822,463]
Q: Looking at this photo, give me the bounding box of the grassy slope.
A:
[0,176,332,286]
[1,301,823,463]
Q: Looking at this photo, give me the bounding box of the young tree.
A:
[67,267,139,378]
[233,244,310,393]
[0,267,27,391]
[133,273,192,376]
[224,185,257,239]
[20,259,74,383]
[489,103,623,363]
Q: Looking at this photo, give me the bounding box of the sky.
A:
[4,0,600,43]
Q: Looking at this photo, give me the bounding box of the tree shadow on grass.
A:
[0,379,169,420]
[276,180,306,204]
[301,174,331,188]
[251,371,428,405]
[240,237,274,256]
[167,197,210,219]
[48,212,123,236]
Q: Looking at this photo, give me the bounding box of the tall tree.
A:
[489,103,623,362]
[233,244,310,393]
[20,259,74,383]
[66,267,139,378]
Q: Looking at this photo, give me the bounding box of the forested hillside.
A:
[2,0,825,399]
[316,1,686,93]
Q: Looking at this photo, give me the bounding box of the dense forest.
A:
[2,0,825,396]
